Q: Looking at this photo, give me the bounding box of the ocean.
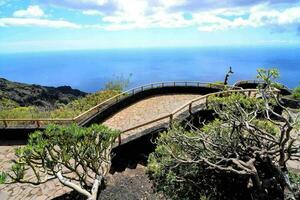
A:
[0,46,299,92]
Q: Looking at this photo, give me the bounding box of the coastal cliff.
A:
[0,78,86,109]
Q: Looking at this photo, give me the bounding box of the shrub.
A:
[292,86,300,100]
[104,74,132,91]
[148,69,300,200]
[0,124,120,200]
[0,90,120,119]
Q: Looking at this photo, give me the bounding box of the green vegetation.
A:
[104,74,132,91]
[0,98,19,110]
[0,124,120,200]
[0,90,120,119]
[0,78,86,108]
[49,90,120,118]
[292,86,300,100]
[148,68,300,200]
[0,76,133,119]
[206,81,228,90]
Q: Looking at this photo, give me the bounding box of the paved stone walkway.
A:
[0,94,201,200]
[104,94,202,143]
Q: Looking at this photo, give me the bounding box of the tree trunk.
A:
[87,175,102,200]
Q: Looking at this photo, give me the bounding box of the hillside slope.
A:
[0,78,86,109]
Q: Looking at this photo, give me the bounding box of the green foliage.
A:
[257,68,279,85]
[0,171,7,184]
[5,124,120,197]
[11,163,25,181]
[0,106,49,119]
[148,68,300,199]
[292,86,300,100]
[104,74,132,91]
[0,98,19,110]
[289,171,300,185]
[148,125,209,200]
[207,81,228,90]
[148,123,251,200]
[0,90,120,119]
[208,92,265,120]
[50,90,120,118]
[271,82,284,90]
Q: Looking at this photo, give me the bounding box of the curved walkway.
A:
[0,81,222,129]
[104,94,201,130]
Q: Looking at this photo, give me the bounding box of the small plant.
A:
[105,74,132,91]
[0,172,6,184]
[292,86,300,100]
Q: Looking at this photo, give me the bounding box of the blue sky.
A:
[1,0,300,52]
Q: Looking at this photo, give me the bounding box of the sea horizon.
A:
[1,46,299,92]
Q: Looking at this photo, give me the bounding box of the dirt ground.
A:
[52,165,165,200]
[99,165,165,200]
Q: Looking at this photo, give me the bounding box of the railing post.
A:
[174,82,176,87]
[189,103,192,114]
[169,114,173,124]
[141,86,144,91]
[118,135,122,146]
[36,120,40,128]
[248,91,251,97]
[3,120,8,128]
[205,96,208,108]
[197,82,200,87]
[151,84,153,89]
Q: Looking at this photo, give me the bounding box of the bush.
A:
[0,90,120,119]
[104,74,132,91]
[50,90,120,118]
[1,124,120,200]
[148,69,300,200]
[292,86,300,100]
[0,98,19,110]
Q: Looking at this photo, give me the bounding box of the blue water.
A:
[0,46,300,92]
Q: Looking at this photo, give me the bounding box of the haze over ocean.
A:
[0,46,299,92]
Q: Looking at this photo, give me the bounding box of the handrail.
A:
[74,81,239,124]
[0,81,237,128]
[120,89,258,137]
[234,80,264,86]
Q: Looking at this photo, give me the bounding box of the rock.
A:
[0,78,86,109]
[0,191,8,200]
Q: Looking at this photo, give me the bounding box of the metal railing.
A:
[233,80,265,87]
[0,81,239,128]
[116,89,258,145]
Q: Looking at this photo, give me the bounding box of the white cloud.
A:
[13,5,45,18]
[194,5,300,32]
[0,18,81,28]
[158,0,187,8]
[82,10,103,16]
[4,1,300,33]
[81,0,108,6]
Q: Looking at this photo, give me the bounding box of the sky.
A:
[1,0,300,52]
